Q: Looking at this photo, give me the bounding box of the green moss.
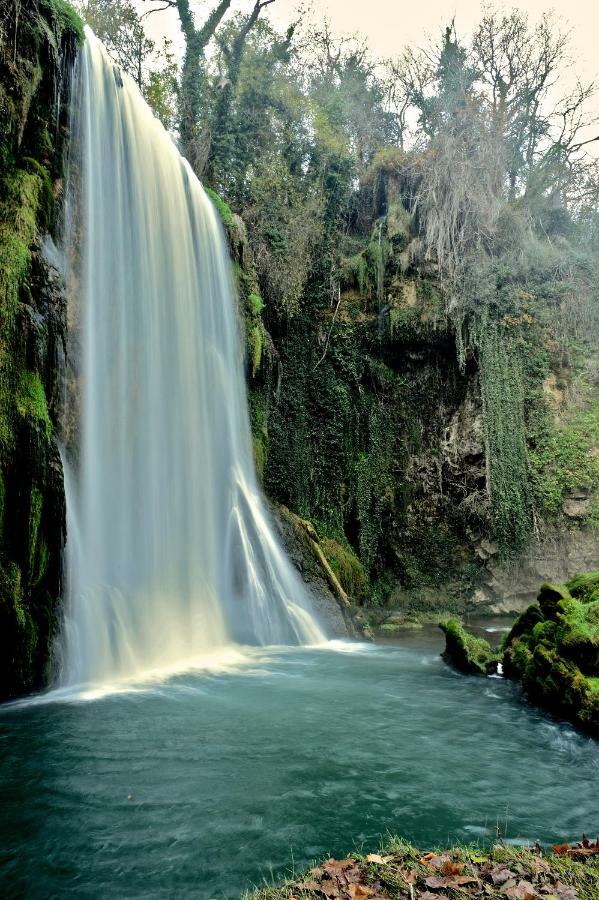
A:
[339,252,368,293]
[248,292,264,315]
[43,0,85,43]
[528,396,599,522]
[204,187,234,227]
[0,170,42,324]
[538,582,572,617]
[503,572,599,735]
[3,561,25,629]
[16,371,52,441]
[567,571,599,603]
[28,484,44,584]
[320,537,366,601]
[21,158,54,230]
[439,618,500,675]
[248,323,263,378]
[477,321,534,556]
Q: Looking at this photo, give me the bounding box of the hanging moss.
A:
[16,371,52,441]
[0,170,42,326]
[204,186,234,227]
[28,484,44,583]
[42,0,85,43]
[477,321,533,556]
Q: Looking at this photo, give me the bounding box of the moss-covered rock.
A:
[439,618,500,675]
[502,572,599,736]
[0,0,78,699]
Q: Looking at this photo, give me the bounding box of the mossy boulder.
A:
[566,571,599,603]
[439,619,500,676]
[502,572,599,736]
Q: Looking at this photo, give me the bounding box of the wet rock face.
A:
[0,4,78,699]
[0,247,68,699]
[268,503,357,639]
[471,529,599,615]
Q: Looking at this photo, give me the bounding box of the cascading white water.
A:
[57,30,325,688]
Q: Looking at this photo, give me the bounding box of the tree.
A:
[76,0,178,127]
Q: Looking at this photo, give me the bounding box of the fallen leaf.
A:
[425,875,448,889]
[503,881,537,900]
[318,878,342,898]
[324,858,357,875]
[420,894,448,900]
[556,889,578,900]
[442,860,465,876]
[405,869,419,885]
[347,886,374,899]
[429,855,450,870]
[366,853,393,865]
[491,868,517,885]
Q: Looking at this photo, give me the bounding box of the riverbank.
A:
[247,837,599,899]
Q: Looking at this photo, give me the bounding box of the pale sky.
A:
[143,0,599,144]
[144,0,597,72]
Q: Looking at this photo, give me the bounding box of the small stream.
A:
[1,638,597,898]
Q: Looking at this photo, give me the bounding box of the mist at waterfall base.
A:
[57,31,323,690]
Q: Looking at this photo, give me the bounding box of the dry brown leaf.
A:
[556,888,578,900]
[324,858,357,875]
[491,867,517,885]
[318,878,342,898]
[453,875,478,885]
[442,860,465,876]
[405,868,419,885]
[347,885,375,899]
[366,853,393,865]
[504,881,537,900]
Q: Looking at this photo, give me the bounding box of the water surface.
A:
[1,640,597,898]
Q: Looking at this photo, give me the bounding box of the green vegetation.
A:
[74,0,599,611]
[246,838,599,900]
[0,0,77,699]
[440,619,500,676]
[529,393,599,523]
[503,573,599,735]
[204,186,234,227]
[45,0,85,42]
[320,537,366,602]
[16,372,52,441]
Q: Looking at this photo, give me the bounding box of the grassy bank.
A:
[246,837,599,899]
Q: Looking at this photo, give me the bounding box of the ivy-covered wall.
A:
[0,0,82,698]
[223,171,599,618]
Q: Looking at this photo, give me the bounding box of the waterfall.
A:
[57,30,325,688]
